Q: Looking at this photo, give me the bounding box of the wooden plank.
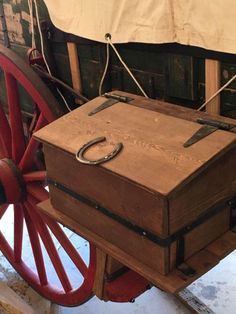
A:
[207,230,236,257]
[93,251,127,300]
[106,256,124,275]
[166,55,197,101]
[177,288,215,314]
[114,91,236,127]
[205,59,220,114]
[93,248,107,299]
[37,200,236,294]
[0,282,36,314]
[67,42,82,94]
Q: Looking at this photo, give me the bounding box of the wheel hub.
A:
[0,158,26,204]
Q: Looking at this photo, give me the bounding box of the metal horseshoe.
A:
[76,136,123,165]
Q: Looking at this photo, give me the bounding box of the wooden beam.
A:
[93,248,107,299]
[67,42,82,95]
[0,282,36,314]
[177,288,214,314]
[205,59,221,114]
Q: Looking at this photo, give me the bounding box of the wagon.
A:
[1,0,236,310]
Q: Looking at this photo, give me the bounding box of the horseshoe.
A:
[76,137,123,165]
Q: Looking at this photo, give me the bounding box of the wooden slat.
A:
[93,248,107,299]
[37,200,236,294]
[67,42,82,94]
[112,90,236,126]
[207,231,236,257]
[205,59,221,114]
[113,90,236,126]
[106,256,124,275]
[0,282,35,314]
[177,288,215,314]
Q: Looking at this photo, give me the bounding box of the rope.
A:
[27,0,36,49]
[99,33,149,98]
[34,0,51,74]
[197,73,236,111]
[33,0,72,112]
[99,42,110,96]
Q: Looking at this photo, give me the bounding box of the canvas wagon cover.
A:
[43,0,236,54]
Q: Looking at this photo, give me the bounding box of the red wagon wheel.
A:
[0,45,96,306]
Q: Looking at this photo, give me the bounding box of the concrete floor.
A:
[0,205,236,313]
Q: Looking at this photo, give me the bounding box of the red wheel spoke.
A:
[19,113,47,172]
[0,204,8,220]
[19,138,39,172]
[0,103,12,158]
[0,230,14,260]
[23,204,48,286]
[26,182,48,202]
[0,139,6,159]
[42,214,88,277]
[23,171,47,182]
[14,204,24,262]
[25,201,73,293]
[0,46,95,305]
[5,72,26,164]
[28,190,89,281]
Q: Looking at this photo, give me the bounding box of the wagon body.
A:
[2,0,236,115]
[0,0,236,309]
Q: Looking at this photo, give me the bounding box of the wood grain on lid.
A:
[35,96,236,195]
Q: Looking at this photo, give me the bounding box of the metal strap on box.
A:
[176,197,236,269]
[48,179,236,248]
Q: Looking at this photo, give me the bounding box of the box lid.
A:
[35,96,236,196]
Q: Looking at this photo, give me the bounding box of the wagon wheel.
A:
[0,45,96,306]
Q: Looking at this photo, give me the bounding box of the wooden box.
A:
[35,92,236,276]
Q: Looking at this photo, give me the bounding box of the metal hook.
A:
[76,136,123,165]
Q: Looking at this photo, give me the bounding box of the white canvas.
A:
[43,0,236,54]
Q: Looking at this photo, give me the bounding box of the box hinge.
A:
[184,118,236,147]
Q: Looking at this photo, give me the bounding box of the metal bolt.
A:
[105,33,112,40]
